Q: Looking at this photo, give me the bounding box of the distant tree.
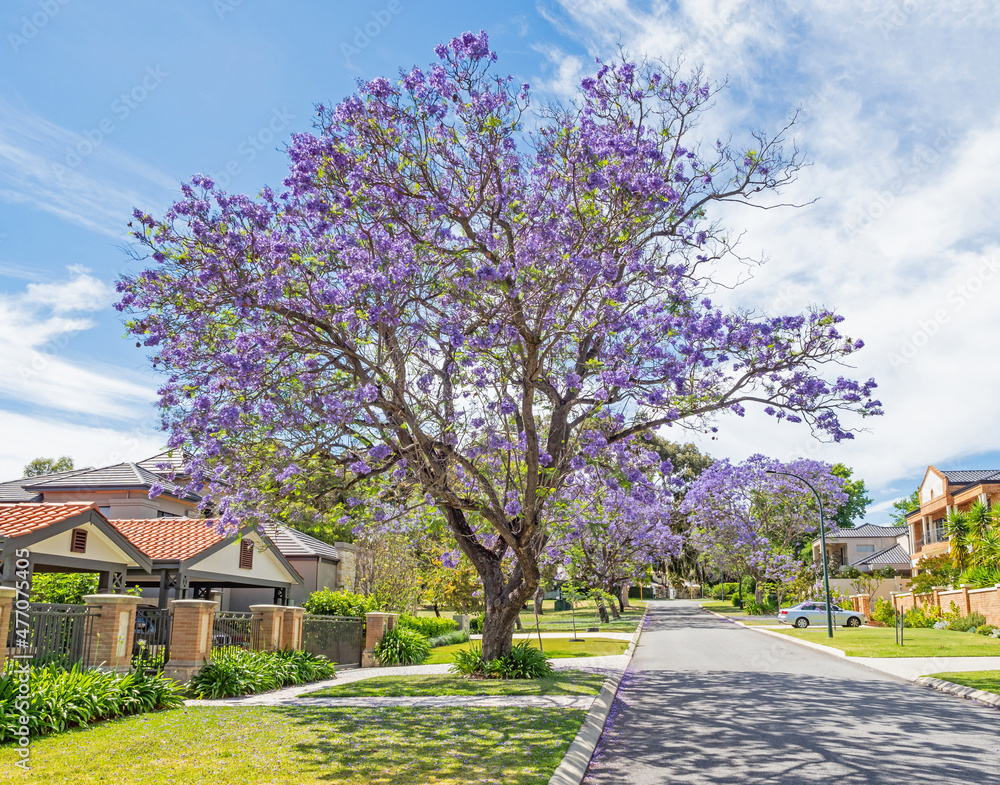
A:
[889,489,920,527]
[829,464,872,529]
[22,456,74,478]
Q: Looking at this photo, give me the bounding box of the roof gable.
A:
[263,525,340,560]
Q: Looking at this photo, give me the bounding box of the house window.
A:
[857,545,875,553]
[70,528,88,554]
[239,539,254,570]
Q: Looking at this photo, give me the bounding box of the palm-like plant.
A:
[943,509,972,572]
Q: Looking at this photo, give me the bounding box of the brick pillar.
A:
[960,585,972,615]
[362,612,398,667]
[83,594,143,672]
[858,595,872,618]
[0,587,15,672]
[250,605,286,652]
[164,599,217,683]
[280,606,304,651]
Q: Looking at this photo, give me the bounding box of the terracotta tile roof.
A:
[0,502,98,538]
[109,517,225,561]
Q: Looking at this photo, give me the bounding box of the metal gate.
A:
[302,615,364,665]
[133,607,172,669]
[6,603,99,667]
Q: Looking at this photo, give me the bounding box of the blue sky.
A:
[2,1,999,521]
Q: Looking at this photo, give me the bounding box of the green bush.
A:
[303,589,378,617]
[730,595,743,608]
[976,624,996,636]
[398,614,458,638]
[0,663,182,742]
[871,597,896,626]
[188,649,336,699]
[948,612,987,633]
[904,604,941,629]
[470,614,484,634]
[427,630,470,648]
[958,565,1000,589]
[741,576,756,596]
[373,626,430,666]
[27,573,99,604]
[450,641,553,679]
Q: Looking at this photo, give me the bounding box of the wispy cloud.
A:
[0,97,176,237]
[0,266,155,421]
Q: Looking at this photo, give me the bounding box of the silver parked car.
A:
[778,602,865,628]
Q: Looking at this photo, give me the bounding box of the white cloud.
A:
[0,268,156,420]
[0,410,164,482]
[542,0,1000,512]
[0,98,176,238]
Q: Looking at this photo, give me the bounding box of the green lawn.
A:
[303,670,605,698]
[0,706,584,784]
[772,627,1000,658]
[927,670,1000,695]
[518,601,647,633]
[426,637,628,664]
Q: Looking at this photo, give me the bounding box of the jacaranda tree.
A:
[118,32,881,659]
[681,455,849,603]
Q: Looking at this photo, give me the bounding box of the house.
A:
[0,461,201,519]
[905,466,1000,575]
[0,503,152,591]
[111,516,303,608]
[226,525,359,610]
[812,523,911,575]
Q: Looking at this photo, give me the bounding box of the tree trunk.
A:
[515,614,523,631]
[534,585,544,616]
[596,596,610,624]
[433,603,440,618]
[609,599,620,620]
[443,507,539,662]
[619,584,629,610]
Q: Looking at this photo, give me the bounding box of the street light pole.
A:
[766,469,834,639]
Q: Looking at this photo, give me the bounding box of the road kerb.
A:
[914,676,1000,709]
[548,602,650,785]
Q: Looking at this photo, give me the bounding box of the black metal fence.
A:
[6,603,99,667]
[212,611,262,655]
[133,607,172,669]
[302,615,363,665]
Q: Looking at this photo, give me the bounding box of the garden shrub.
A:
[427,630,470,648]
[871,597,896,626]
[0,663,182,742]
[904,605,940,628]
[741,576,756,596]
[722,582,739,599]
[948,612,987,633]
[398,614,458,638]
[470,614,485,634]
[975,624,996,636]
[188,649,336,699]
[303,589,379,617]
[730,595,743,608]
[449,641,553,680]
[373,626,430,666]
[742,599,767,615]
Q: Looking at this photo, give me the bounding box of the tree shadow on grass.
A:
[583,669,1000,784]
[273,706,585,784]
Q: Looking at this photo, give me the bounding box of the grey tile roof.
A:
[136,450,189,478]
[22,462,201,502]
[0,468,91,502]
[856,544,911,566]
[942,470,1000,485]
[263,524,340,560]
[826,523,907,539]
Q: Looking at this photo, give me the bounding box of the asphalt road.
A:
[583,600,1000,784]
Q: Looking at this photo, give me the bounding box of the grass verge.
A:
[518,601,647,633]
[302,670,605,698]
[0,706,585,784]
[927,670,1000,695]
[426,637,628,665]
[771,627,1000,658]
